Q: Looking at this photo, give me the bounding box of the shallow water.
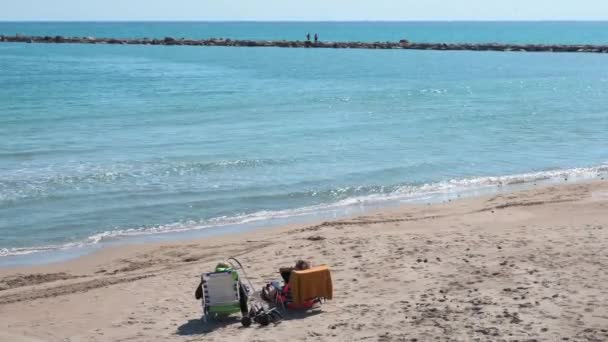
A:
[1,22,608,262]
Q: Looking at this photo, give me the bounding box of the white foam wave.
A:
[0,158,292,202]
[2,164,607,258]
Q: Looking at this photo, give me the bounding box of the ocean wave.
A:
[2,163,606,258]
[0,158,292,202]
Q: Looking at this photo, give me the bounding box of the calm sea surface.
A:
[1,22,607,264]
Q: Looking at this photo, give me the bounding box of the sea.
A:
[1,22,607,266]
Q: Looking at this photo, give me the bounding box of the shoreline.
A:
[0,178,599,275]
[1,180,607,341]
[2,164,607,267]
[3,34,608,53]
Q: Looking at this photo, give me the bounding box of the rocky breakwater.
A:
[1,34,608,53]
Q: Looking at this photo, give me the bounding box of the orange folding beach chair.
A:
[275,265,333,310]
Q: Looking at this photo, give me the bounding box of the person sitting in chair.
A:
[264,260,316,309]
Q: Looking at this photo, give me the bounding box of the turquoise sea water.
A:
[1,22,608,264]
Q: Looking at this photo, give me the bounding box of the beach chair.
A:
[198,258,283,327]
[274,265,333,311]
[201,270,248,324]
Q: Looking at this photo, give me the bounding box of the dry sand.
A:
[1,181,607,342]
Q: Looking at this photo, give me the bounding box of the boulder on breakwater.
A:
[1,34,608,54]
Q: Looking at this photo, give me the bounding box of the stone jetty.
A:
[1,34,608,53]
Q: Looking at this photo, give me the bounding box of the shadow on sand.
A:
[176,309,323,335]
[177,316,241,335]
[280,308,323,321]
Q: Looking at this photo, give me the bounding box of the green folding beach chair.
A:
[198,258,284,327]
[201,269,246,321]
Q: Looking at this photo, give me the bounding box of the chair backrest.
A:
[289,265,333,304]
[202,271,240,306]
[279,267,293,283]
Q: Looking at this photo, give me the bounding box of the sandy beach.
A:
[1,180,607,342]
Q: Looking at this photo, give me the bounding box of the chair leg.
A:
[202,305,209,323]
[275,293,286,312]
[239,285,249,315]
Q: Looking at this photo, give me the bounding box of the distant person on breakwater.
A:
[314,33,318,43]
[306,33,310,41]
